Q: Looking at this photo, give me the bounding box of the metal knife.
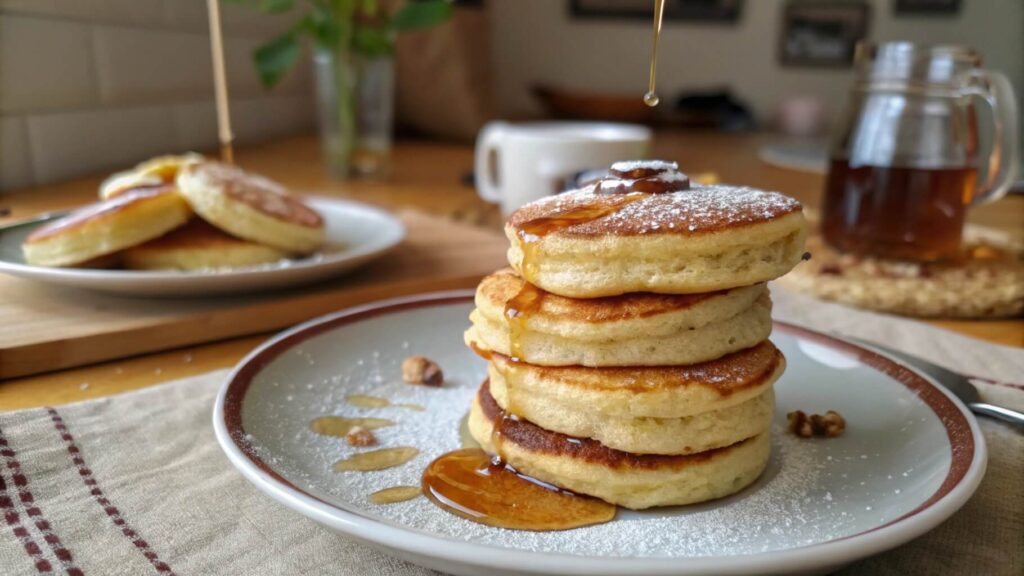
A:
[851,337,1024,428]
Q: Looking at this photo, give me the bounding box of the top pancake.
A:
[508,184,802,238]
[504,162,808,297]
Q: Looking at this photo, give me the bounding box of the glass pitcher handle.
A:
[967,70,1020,204]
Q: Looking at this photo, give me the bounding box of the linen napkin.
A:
[0,288,1020,576]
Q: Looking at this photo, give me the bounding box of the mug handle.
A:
[967,70,1020,204]
[474,122,509,203]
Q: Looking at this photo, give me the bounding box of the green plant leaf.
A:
[254,32,300,87]
[259,0,295,12]
[353,26,393,56]
[390,0,452,31]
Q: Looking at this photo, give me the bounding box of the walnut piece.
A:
[788,409,845,438]
[345,426,377,447]
[401,355,444,387]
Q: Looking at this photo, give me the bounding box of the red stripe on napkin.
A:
[47,408,176,576]
[0,429,82,575]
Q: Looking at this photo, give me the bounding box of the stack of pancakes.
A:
[464,160,808,509]
[22,155,324,271]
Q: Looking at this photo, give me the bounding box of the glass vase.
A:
[314,48,394,179]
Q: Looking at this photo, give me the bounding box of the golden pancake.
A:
[177,161,324,254]
[505,163,807,297]
[468,381,770,509]
[100,153,204,200]
[122,219,288,271]
[481,341,782,455]
[466,269,771,366]
[22,186,192,267]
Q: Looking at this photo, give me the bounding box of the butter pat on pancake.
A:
[505,183,808,297]
[468,381,770,509]
[177,161,324,254]
[123,219,288,271]
[22,186,192,267]
[466,269,772,366]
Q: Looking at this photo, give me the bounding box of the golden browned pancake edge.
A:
[477,380,754,470]
[24,185,178,243]
[179,161,322,228]
[485,340,783,395]
[478,268,738,323]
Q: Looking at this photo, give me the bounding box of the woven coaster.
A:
[777,233,1024,318]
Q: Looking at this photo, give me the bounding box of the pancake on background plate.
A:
[123,219,289,271]
[22,186,192,268]
[177,161,324,255]
[100,153,204,200]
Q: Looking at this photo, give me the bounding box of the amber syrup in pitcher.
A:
[822,160,978,262]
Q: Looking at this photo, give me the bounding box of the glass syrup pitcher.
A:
[822,42,1019,261]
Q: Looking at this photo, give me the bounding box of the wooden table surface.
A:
[1,131,1021,410]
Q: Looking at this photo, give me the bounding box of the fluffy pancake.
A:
[22,186,192,267]
[100,153,203,199]
[485,340,783,417]
[505,182,807,297]
[177,161,324,254]
[465,269,771,366]
[468,381,770,509]
[122,219,288,271]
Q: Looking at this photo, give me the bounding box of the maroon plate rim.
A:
[219,291,976,550]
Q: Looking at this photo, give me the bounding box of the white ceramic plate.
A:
[0,197,404,296]
[213,292,986,576]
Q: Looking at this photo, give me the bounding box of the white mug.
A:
[474,121,652,215]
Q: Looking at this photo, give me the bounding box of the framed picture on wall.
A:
[779,1,870,67]
[570,0,744,23]
[894,0,961,16]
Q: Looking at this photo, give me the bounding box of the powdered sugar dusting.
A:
[611,160,679,172]
[235,302,947,560]
[510,184,802,237]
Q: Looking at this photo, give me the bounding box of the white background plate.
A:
[0,197,404,297]
[213,292,986,576]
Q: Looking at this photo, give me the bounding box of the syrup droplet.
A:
[347,394,390,408]
[504,282,545,362]
[368,485,421,504]
[310,416,394,437]
[643,91,660,107]
[334,446,420,472]
[346,394,426,411]
[421,448,616,531]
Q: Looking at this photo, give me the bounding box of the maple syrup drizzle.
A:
[310,416,394,437]
[515,192,649,285]
[368,485,421,505]
[644,0,666,107]
[421,448,616,531]
[347,394,425,412]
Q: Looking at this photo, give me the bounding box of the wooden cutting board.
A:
[0,210,508,380]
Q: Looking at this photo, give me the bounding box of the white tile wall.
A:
[0,15,98,114]
[0,0,315,193]
[0,117,33,189]
[0,0,165,27]
[93,26,214,104]
[172,99,218,152]
[27,106,178,185]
